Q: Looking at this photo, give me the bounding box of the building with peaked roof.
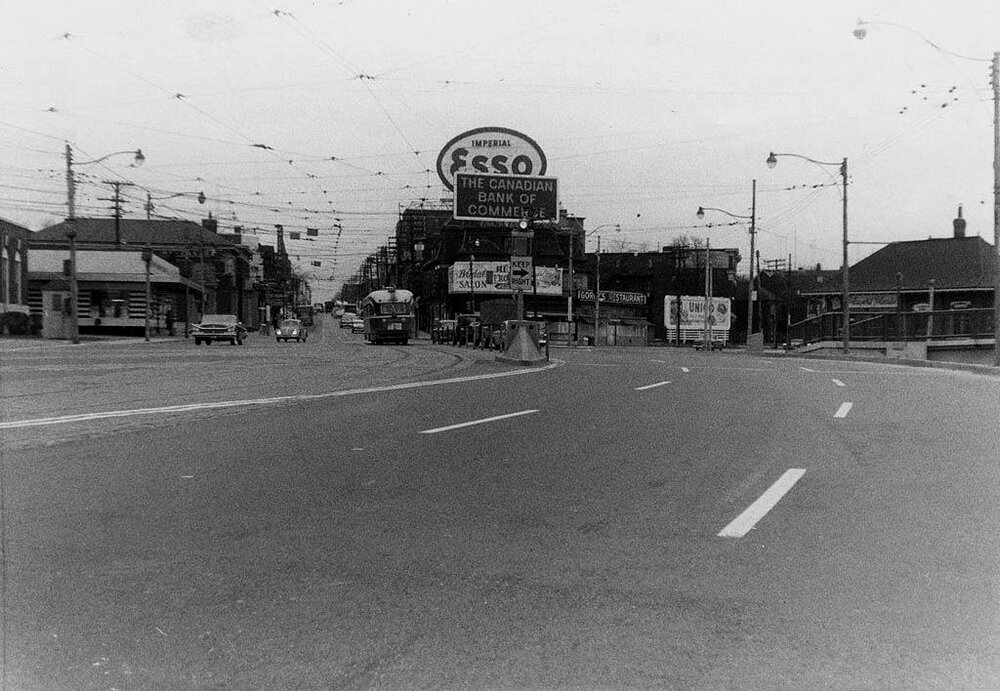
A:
[29,217,260,325]
[800,207,995,315]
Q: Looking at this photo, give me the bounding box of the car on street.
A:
[340,312,358,328]
[191,314,248,345]
[430,319,457,344]
[350,318,365,334]
[275,318,308,343]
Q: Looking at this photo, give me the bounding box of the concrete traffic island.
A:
[495,324,547,365]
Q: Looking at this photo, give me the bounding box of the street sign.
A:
[453,172,558,223]
[510,256,533,291]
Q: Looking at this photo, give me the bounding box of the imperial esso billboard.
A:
[437,127,547,192]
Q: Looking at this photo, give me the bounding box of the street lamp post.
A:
[766,153,850,354]
[585,224,620,347]
[696,179,758,346]
[854,20,1000,365]
[64,144,144,220]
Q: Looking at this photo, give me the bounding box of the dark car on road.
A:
[191,314,248,346]
[275,318,308,343]
[430,319,457,344]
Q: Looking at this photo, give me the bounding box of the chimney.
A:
[202,212,218,234]
[953,205,966,238]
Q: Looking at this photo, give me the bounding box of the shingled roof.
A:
[802,235,995,294]
[30,218,238,249]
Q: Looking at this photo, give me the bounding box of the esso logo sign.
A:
[437,127,547,191]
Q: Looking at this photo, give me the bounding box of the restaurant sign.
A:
[577,290,647,305]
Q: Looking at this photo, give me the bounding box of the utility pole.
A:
[66,225,79,344]
[65,144,76,220]
[993,51,1000,366]
[101,181,135,245]
[594,236,601,347]
[142,245,152,342]
[704,239,711,348]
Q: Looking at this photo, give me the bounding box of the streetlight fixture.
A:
[64,144,145,219]
[854,19,1000,365]
[766,152,850,354]
[696,179,757,346]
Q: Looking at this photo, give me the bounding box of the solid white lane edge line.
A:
[635,381,671,391]
[834,402,853,418]
[717,468,807,538]
[832,378,845,387]
[420,409,540,434]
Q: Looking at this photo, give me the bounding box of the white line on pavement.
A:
[800,367,815,372]
[0,359,562,430]
[832,378,845,387]
[834,402,853,418]
[681,367,690,373]
[717,468,807,538]
[635,381,672,391]
[420,409,540,434]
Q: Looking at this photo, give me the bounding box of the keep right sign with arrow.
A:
[509,256,533,291]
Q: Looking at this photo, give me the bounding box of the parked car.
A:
[191,314,248,346]
[275,318,308,343]
[430,319,457,344]
[339,312,357,328]
[454,313,480,345]
[350,318,365,334]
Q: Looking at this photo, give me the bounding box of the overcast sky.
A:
[3,0,998,300]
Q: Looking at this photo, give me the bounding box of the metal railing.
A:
[790,308,994,345]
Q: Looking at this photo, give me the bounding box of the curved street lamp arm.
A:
[854,19,990,62]
[696,206,751,220]
[767,151,842,168]
[73,148,145,167]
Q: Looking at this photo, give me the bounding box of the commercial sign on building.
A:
[437,127,547,192]
[453,172,558,223]
[664,296,732,330]
[448,261,562,296]
[577,289,647,306]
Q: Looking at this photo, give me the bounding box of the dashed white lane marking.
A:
[635,381,672,391]
[800,367,815,372]
[832,378,845,387]
[0,359,562,430]
[681,367,690,373]
[420,409,540,434]
[718,468,807,538]
[834,402,853,418]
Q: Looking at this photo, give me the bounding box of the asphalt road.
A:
[2,316,998,689]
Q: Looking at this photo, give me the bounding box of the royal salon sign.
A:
[436,126,547,191]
